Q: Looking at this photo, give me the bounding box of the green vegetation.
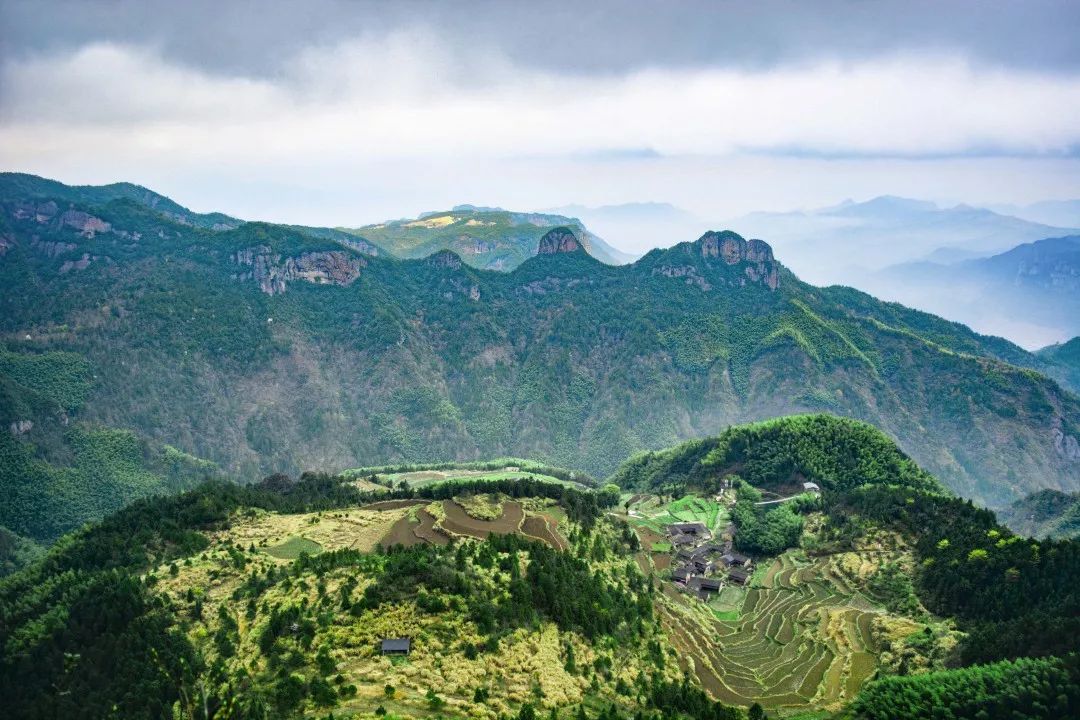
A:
[999,488,1080,539]
[343,207,629,269]
[1037,336,1080,394]
[625,494,725,535]
[2,174,1077,515]
[828,485,1080,665]
[0,350,219,549]
[344,458,595,489]
[850,654,1080,720]
[611,415,941,497]
[729,480,808,555]
[0,473,724,719]
[264,536,323,560]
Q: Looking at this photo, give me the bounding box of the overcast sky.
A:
[2,0,1079,249]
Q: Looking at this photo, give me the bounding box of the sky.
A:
[2,0,1080,252]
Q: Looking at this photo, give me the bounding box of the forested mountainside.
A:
[2,416,1077,720]
[2,173,1080,517]
[0,347,219,565]
[343,206,634,270]
[1039,337,1080,396]
[999,488,1080,539]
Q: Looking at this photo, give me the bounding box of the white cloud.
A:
[2,35,1080,235]
[4,38,1080,161]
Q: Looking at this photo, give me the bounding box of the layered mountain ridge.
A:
[2,173,1079,526]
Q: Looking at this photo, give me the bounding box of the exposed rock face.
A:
[1053,421,1080,461]
[11,200,59,223]
[9,201,111,237]
[60,209,111,237]
[30,238,78,257]
[696,231,780,290]
[653,264,712,291]
[59,253,94,273]
[233,246,365,295]
[427,249,463,269]
[536,227,581,255]
[0,233,14,256]
[9,419,33,435]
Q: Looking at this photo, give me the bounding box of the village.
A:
[661,480,821,602]
[666,520,751,598]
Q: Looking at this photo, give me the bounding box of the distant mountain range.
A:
[872,235,1080,348]
[340,207,634,270]
[990,199,1080,229]
[3,172,1080,544]
[727,195,1079,287]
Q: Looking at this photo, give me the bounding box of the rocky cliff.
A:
[536,227,582,255]
[232,246,365,295]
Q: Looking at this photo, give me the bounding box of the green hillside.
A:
[0,348,219,565]
[344,206,634,269]
[2,174,1079,517]
[609,415,940,496]
[3,421,1077,719]
[998,488,1080,539]
[1039,336,1080,395]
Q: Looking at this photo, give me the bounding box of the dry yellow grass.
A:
[404,215,457,228]
[144,505,661,719]
[454,493,504,520]
[212,506,410,558]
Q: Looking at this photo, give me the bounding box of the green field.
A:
[342,460,589,490]
[625,493,727,535]
[263,536,323,560]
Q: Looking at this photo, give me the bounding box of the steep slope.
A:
[874,236,1080,349]
[999,488,1080,539]
[544,201,701,257]
[344,206,632,269]
[2,175,1079,510]
[1038,336,1080,394]
[0,349,219,557]
[609,415,941,496]
[0,171,243,230]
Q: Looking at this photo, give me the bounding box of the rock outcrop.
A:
[59,253,94,273]
[536,227,582,255]
[427,249,463,269]
[1053,420,1080,461]
[232,246,365,295]
[9,419,33,435]
[695,230,780,290]
[60,209,111,237]
[652,264,712,291]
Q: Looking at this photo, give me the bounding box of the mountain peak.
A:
[694,230,775,264]
[536,226,584,255]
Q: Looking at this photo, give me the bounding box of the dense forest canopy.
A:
[609,414,941,496]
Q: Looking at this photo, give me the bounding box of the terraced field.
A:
[626,493,728,535]
[659,551,885,712]
[378,498,568,549]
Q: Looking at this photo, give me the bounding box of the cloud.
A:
[4,0,1080,77]
[3,38,1080,167]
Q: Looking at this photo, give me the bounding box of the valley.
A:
[3,416,1077,719]
[3,173,1079,541]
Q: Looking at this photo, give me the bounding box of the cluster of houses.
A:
[666,521,752,600]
